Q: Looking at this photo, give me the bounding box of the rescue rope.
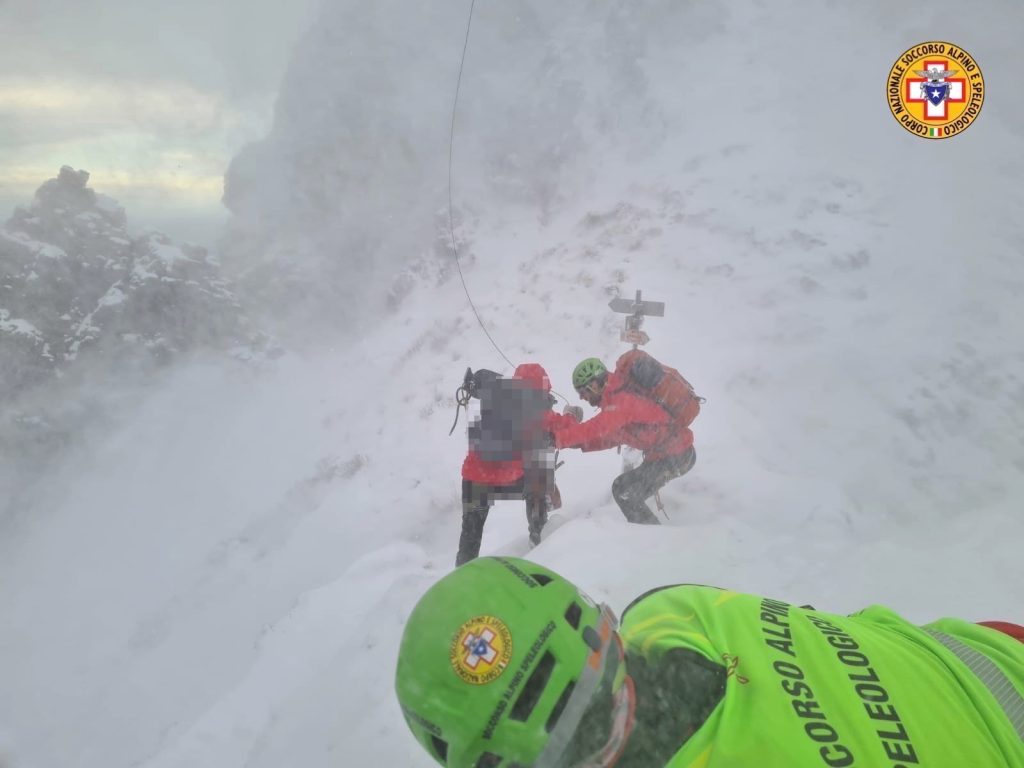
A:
[446,3,573,405]
[448,0,515,371]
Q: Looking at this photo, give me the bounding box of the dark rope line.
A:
[446,2,571,405]
[447,0,515,370]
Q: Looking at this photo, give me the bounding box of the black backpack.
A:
[467,371,552,462]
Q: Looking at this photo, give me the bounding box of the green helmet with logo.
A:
[394,557,630,768]
[572,358,607,391]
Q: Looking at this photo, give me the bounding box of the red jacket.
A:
[552,370,694,461]
[461,363,578,486]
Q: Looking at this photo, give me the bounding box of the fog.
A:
[0,0,322,235]
[1,1,1023,766]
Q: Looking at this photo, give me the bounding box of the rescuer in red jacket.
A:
[553,355,698,525]
[457,363,580,565]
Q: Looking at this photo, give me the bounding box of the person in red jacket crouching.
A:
[553,352,701,525]
[457,363,581,566]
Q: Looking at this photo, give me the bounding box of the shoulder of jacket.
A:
[621,584,725,623]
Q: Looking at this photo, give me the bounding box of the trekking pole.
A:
[654,490,669,521]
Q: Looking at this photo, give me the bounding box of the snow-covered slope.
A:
[2,1,1023,767]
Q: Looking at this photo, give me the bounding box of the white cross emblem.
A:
[906,58,965,120]
[462,628,498,669]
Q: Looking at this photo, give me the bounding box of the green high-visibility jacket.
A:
[617,585,1024,768]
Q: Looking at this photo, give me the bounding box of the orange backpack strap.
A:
[613,349,646,377]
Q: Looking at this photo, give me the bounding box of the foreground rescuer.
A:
[395,556,1024,767]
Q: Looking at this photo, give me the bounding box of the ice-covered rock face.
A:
[0,166,263,403]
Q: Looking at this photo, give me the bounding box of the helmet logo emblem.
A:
[450,615,513,685]
[464,630,498,669]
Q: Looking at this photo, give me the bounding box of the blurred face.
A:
[577,378,604,407]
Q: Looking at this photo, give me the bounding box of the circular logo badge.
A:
[450,615,513,685]
[887,41,984,139]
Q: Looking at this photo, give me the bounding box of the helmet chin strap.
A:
[533,606,622,768]
[580,381,602,405]
[576,674,637,768]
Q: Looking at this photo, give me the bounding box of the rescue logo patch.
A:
[450,615,513,685]
[887,41,984,139]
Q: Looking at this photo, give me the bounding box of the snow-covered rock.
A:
[0,167,274,478]
[0,167,265,399]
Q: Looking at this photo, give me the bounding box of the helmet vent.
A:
[531,573,553,586]
[475,752,502,768]
[564,601,582,629]
[509,651,555,721]
[430,735,449,763]
[582,625,602,652]
[545,680,576,733]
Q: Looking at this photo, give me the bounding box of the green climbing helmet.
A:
[572,358,607,391]
[394,557,630,768]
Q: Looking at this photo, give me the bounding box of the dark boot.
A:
[525,494,549,545]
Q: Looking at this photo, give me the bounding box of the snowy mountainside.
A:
[3,1,1024,767]
[0,167,271,517]
[3,179,1021,766]
[0,167,263,395]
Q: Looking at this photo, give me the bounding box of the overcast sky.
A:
[0,0,321,242]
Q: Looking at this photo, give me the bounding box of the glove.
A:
[563,405,584,423]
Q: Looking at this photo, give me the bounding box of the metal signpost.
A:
[608,289,665,349]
